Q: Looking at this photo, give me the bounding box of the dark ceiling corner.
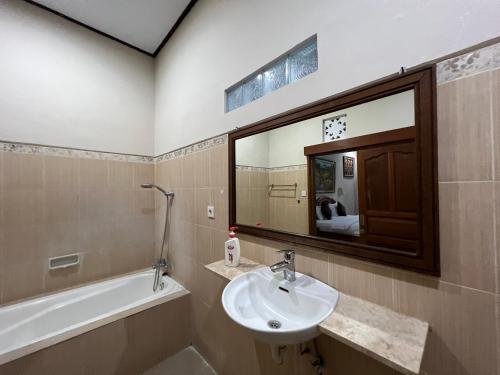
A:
[153,0,198,57]
[22,0,199,58]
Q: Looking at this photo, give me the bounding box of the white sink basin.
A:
[221,267,339,345]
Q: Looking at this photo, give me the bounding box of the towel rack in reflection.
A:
[268,183,297,197]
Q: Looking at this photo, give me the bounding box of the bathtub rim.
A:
[0,267,154,309]
[0,270,189,366]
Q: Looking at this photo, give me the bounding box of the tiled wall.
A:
[268,168,308,234]
[236,168,269,227]
[156,145,398,375]
[160,42,500,375]
[0,148,155,304]
[236,167,308,234]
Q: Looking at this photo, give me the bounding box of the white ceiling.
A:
[31,0,192,54]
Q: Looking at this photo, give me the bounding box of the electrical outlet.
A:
[207,205,215,219]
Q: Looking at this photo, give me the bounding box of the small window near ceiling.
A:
[225,35,318,112]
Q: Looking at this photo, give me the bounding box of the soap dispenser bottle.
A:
[224,226,240,267]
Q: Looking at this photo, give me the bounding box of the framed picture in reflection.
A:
[314,158,335,193]
[343,156,355,177]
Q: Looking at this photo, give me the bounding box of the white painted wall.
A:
[154,0,500,155]
[0,1,155,155]
[235,131,269,167]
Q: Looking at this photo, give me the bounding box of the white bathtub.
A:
[0,270,188,365]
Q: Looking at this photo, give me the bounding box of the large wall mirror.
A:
[229,67,439,274]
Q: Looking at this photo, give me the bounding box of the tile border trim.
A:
[236,164,307,171]
[155,134,228,162]
[0,141,154,164]
[437,41,500,85]
[0,133,229,164]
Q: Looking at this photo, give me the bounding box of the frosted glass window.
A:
[225,36,317,112]
[264,59,287,94]
[289,41,318,82]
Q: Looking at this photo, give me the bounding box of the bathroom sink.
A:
[221,267,339,345]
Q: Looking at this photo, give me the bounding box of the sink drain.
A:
[268,320,281,329]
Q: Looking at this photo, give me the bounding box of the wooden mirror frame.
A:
[228,65,439,275]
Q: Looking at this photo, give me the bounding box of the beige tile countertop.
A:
[205,258,428,375]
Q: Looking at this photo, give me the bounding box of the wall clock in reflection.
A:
[323,114,347,142]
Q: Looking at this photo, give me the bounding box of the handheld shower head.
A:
[140,183,174,197]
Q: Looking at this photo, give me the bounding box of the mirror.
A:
[230,67,439,274]
[235,90,414,236]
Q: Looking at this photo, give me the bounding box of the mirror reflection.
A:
[314,151,360,237]
[235,89,415,248]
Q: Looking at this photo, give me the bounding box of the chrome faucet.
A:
[141,183,174,292]
[270,250,296,282]
[152,258,168,291]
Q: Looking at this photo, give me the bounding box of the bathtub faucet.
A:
[153,258,168,291]
[141,182,174,293]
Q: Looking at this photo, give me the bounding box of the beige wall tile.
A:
[191,298,221,370]
[41,221,79,257]
[133,189,155,217]
[394,272,498,375]
[170,219,197,260]
[193,263,225,307]
[78,189,112,221]
[180,153,195,188]
[492,69,500,180]
[210,187,228,230]
[0,153,155,303]
[169,158,183,189]
[44,265,80,293]
[79,250,111,283]
[43,156,79,189]
[317,335,397,375]
[195,188,213,226]
[439,182,496,292]
[2,259,45,303]
[3,224,43,265]
[109,161,134,189]
[437,72,492,181]
[171,188,195,223]
[195,224,214,265]
[133,162,154,190]
[194,150,211,188]
[43,189,79,223]
[239,235,264,262]
[496,182,500,294]
[209,145,228,188]
[1,153,43,190]
[169,252,197,292]
[78,219,112,253]
[496,295,500,375]
[1,189,44,226]
[295,248,329,285]
[212,229,229,263]
[79,159,109,189]
[0,225,4,305]
[329,254,395,308]
[109,189,135,218]
[216,300,262,375]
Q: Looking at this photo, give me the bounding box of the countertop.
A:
[205,258,428,375]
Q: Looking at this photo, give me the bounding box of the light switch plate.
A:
[207,206,215,219]
[301,190,307,197]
